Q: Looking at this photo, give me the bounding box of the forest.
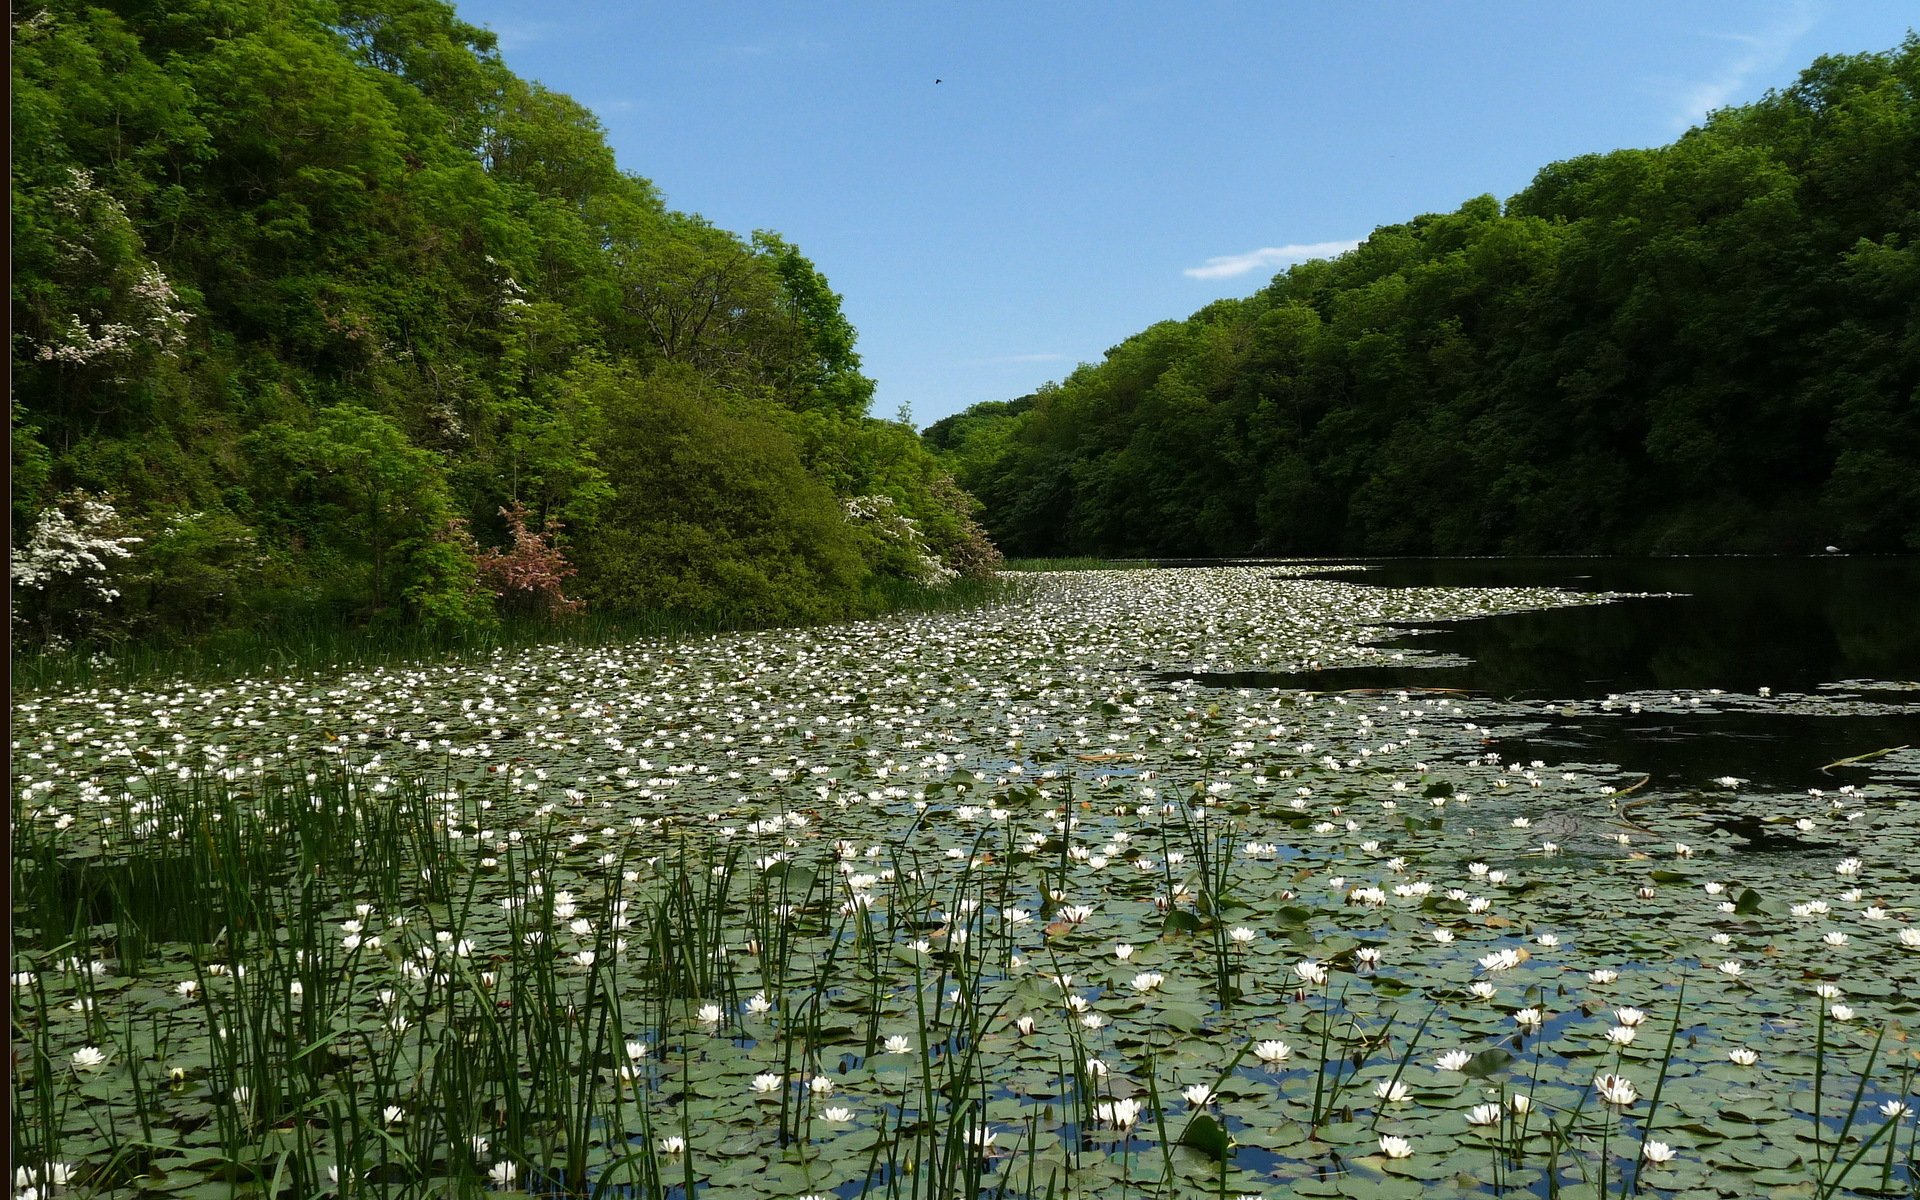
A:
[928,37,1920,558]
[10,0,997,654]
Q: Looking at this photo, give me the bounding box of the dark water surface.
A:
[1188,557,1920,796]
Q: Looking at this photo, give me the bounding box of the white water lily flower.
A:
[1594,1073,1638,1106]
[1468,981,1497,1002]
[1378,1135,1414,1159]
[1182,1083,1216,1107]
[1828,1003,1855,1022]
[658,1135,686,1154]
[487,1161,518,1187]
[71,1046,106,1070]
[1373,1079,1410,1103]
[1254,1040,1294,1065]
[1467,1103,1503,1126]
[1589,968,1619,984]
[1130,971,1165,993]
[1435,1049,1471,1072]
[821,1106,854,1123]
[883,1035,912,1054]
[1094,1097,1144,1129]
[1728,1047,1759,1066]
[751,1073,783,1094]
[1513,1007,1545,1032]
[1614,1006,1647,1027]
[1293,960,1328,986]
[1642,1140,1676,1164]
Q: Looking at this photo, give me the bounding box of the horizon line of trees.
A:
[927,36,1920,558]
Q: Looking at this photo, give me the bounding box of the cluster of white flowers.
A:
[842,494,958,586]
[34,171,193,370]
[10,493,143,618]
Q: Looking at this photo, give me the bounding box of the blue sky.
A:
[449,2,1916,427]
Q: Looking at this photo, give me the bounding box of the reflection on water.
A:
[1301,556,1920,697]
[1179,557,1920,796]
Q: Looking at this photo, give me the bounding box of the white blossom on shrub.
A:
[30,169,193,372]
[843,495,958,587]
[11,492,143,634]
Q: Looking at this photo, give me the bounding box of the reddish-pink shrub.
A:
[476,502,583,618]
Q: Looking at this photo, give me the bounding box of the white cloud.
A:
[484,20,564,53]
[1182,240,1363,280]
[1672,0,1820,128]
[962,352,1069,367]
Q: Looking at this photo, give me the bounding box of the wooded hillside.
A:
[929,38,1920,557]
[11,0,996,650]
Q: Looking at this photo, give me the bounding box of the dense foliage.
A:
[930,38,1920,557]
[10,0,998,650]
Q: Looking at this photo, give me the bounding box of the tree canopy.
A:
[930,36,1920,557]
[11,0,997,647]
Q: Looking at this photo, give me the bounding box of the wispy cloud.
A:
[1182,240,1362,281]
[961,352,1069,367]
[485,19,564,53]
[1671,0,1820,127]
[717,37,831,59]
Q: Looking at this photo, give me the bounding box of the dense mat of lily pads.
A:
[12,567,1918,1198]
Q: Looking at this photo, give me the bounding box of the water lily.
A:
[1182,1083,1216,1107]
[70,1046,106,1070]
[1094,1097,1144,1129]
[1254,1039,1294,1065]
[658,1135,686,1154]
[1373,1079,1411,1103]
[1467,1102,1503,1126]
[1378,1134,1414,1159]
[1435,1049,1471,1071]
[487,1161,518,1188]
[1728,1047,1759,1066]
[1642,1140,1676,1164]
[1594,1072,1638,1106]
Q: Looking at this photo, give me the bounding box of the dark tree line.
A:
[929,38,1920,557]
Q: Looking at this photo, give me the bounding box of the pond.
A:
[1169,556,1920,801]
[11,563,1918,1198]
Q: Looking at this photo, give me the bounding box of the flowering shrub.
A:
[843,494,957,587]
[10,491,143,643]
[474,502,584,618]
[924,473,1004,579]
[28,169,192,377]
